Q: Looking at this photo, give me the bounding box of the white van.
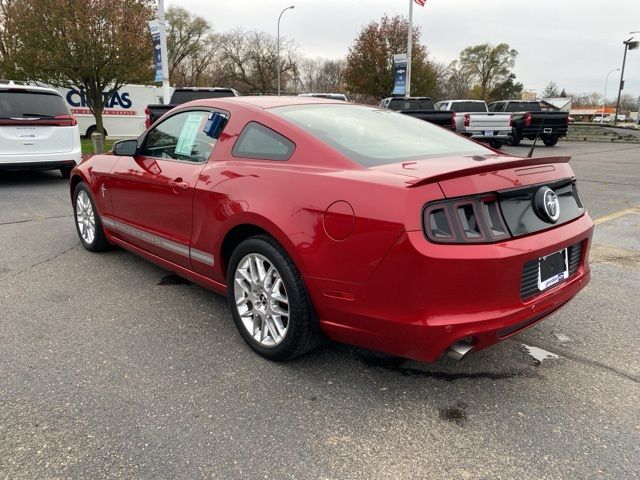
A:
[0,83,81,177]
[55,84,166,139]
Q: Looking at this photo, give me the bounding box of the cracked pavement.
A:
[1,142,639,479]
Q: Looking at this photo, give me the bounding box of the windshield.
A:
[272,104,489,167]
[505,102,541,112]
[0,90,69,118]
[450,102,487,113]
[388,99,435,111]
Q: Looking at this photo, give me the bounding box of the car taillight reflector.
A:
[450,112,456,130]
[463,113,470,127]
[423,196,510,244]
[53,114,77,126]
[144,107,151,128]
[524,112,532,127]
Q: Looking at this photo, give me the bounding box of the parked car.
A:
[0,83,81,178]
[145,87,240,127]
[378,97,455,130]
[434,99,512,148]
[488,100,569,146]
[56,83,165,139]
[69,97,593,363]
[299,93,347,101]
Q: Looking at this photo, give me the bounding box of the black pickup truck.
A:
[145,87,240,127]
[488,100,569,147]
[378,97,455,130]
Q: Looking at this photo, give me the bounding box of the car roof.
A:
[0,83,63,96]
[184,95,348,110]
[442,99,486,103]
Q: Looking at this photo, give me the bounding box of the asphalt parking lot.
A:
[1,141,638,479]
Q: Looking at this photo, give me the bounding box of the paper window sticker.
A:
[175,113,205,156]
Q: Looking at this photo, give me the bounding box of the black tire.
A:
[85,125,108,139]
[488,140,503,149]
[542,136,559,147]
[60,166,73,179]
[73,182,109,252]
[508,132,521,146]
[227,234,321,360]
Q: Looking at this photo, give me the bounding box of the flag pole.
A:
[406,0,413,98]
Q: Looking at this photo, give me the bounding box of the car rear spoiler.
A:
[405,155,572,188]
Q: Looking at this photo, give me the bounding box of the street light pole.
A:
[613,34,639,125]
[602,68,620,121]
[277,5,295,96]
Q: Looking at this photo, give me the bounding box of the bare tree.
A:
[441,60,472,99]
[219,29,298,94]
[298,57,345,93]
[166,6,211,84]
[173,33,221,86]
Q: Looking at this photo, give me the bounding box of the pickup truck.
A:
[145,87,240,127]
[378,97,455,130]
[434,100,512,148]
[488,100,569,146]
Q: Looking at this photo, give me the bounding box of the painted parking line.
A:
[594,206,640,225]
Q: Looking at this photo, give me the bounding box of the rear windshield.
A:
[388,99,435,111]
[0,90,69,118]
[449,101,487,113]
[171,90,235,103]
[505,102,541,112]
[272,104,489,167]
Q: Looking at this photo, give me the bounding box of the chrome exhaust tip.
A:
[447,341,473,361]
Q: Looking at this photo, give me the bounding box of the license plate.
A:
[16,127,37,139]
[484,131,494,136]
[537,249,568,291]
[543,128,553,134]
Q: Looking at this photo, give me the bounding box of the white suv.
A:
[0,83,81,178]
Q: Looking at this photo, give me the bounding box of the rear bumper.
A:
[0,159,77,172]
[308,213,594,363]
[461,129,511,141]
[520,127,568,138]
[0,149,81,171]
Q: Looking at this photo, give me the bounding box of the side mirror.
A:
[113,139,138,156]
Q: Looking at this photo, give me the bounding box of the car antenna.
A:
[527,101,554,158]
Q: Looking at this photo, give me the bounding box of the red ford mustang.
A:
[69,96,593,362]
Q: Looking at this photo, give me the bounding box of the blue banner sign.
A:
[392,53,407,96]
[149,20,163,83]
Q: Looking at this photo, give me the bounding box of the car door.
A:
[108,109,217,268]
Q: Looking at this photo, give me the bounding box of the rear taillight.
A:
[450,112,456,130]
[463,113,470,127]
[423,195,510,244]
[52,114,77,126]
[565,115,570,125]
[524,112,532,127]
[144,107,151,128]
[509,114,513,127]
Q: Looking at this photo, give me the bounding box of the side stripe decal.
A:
[101,214,214,266]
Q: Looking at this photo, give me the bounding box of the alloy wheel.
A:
[75,190,96,245]
[233,253,290,347]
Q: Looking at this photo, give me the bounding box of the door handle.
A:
[170,178,190,191]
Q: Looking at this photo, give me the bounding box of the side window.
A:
[232,122,295,161]
[141,110,218,162]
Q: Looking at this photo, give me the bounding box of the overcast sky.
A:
[168,0,640,101]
